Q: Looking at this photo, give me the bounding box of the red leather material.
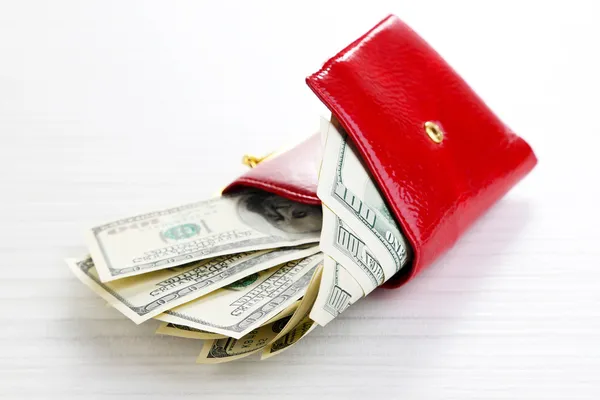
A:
[222,133,321,206]
[306,15,537,287]
[223,14,537,288]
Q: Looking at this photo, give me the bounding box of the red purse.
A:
[223,14,537,288]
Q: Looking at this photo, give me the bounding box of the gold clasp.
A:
[241,152,275,168]
[424,121,444,144]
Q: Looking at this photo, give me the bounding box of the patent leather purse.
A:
[223,14,537,288]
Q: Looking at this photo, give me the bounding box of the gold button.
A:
[424,121,444,144]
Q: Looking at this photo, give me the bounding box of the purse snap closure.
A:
[425,121,444,144]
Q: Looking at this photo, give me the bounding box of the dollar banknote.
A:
[156,253,324,339]
[319,205,384,293]
[196,313,294,363]
[309,253,363,326]
[197,264,324,363]
[156,297,301,343]
[197,310,318,363]
[259,266,324,359]
[317,120,410,290]
[261,314,317,360]
[155,323,227,340]
[86,190,323,282]
[66,245,319,323]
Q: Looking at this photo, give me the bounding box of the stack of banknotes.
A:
[67,119,411,363]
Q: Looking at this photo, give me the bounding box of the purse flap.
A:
[306,15,537,285]
[222,133,321,205]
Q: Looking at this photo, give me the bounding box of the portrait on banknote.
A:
[237,190,322,237]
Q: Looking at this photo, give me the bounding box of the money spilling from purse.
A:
[66,119,410,363]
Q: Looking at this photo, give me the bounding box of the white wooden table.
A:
[1,1,599,399]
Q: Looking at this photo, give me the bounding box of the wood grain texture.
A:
[1,1,599,399]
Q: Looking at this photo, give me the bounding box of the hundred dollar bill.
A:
[261,314,317,360]
[196,314,294,364]
[258,265,323,360]
[197,263,324,363]
[157,299,301,342]
[196,301,300,364]
[319,205,383,293]
[317,120,410,289]
[196,265,323,363]
[155,253,324,339]
[309,253,363,326]
[86,190,323,282]
[66,245,319,323]
[155,323,227,340]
